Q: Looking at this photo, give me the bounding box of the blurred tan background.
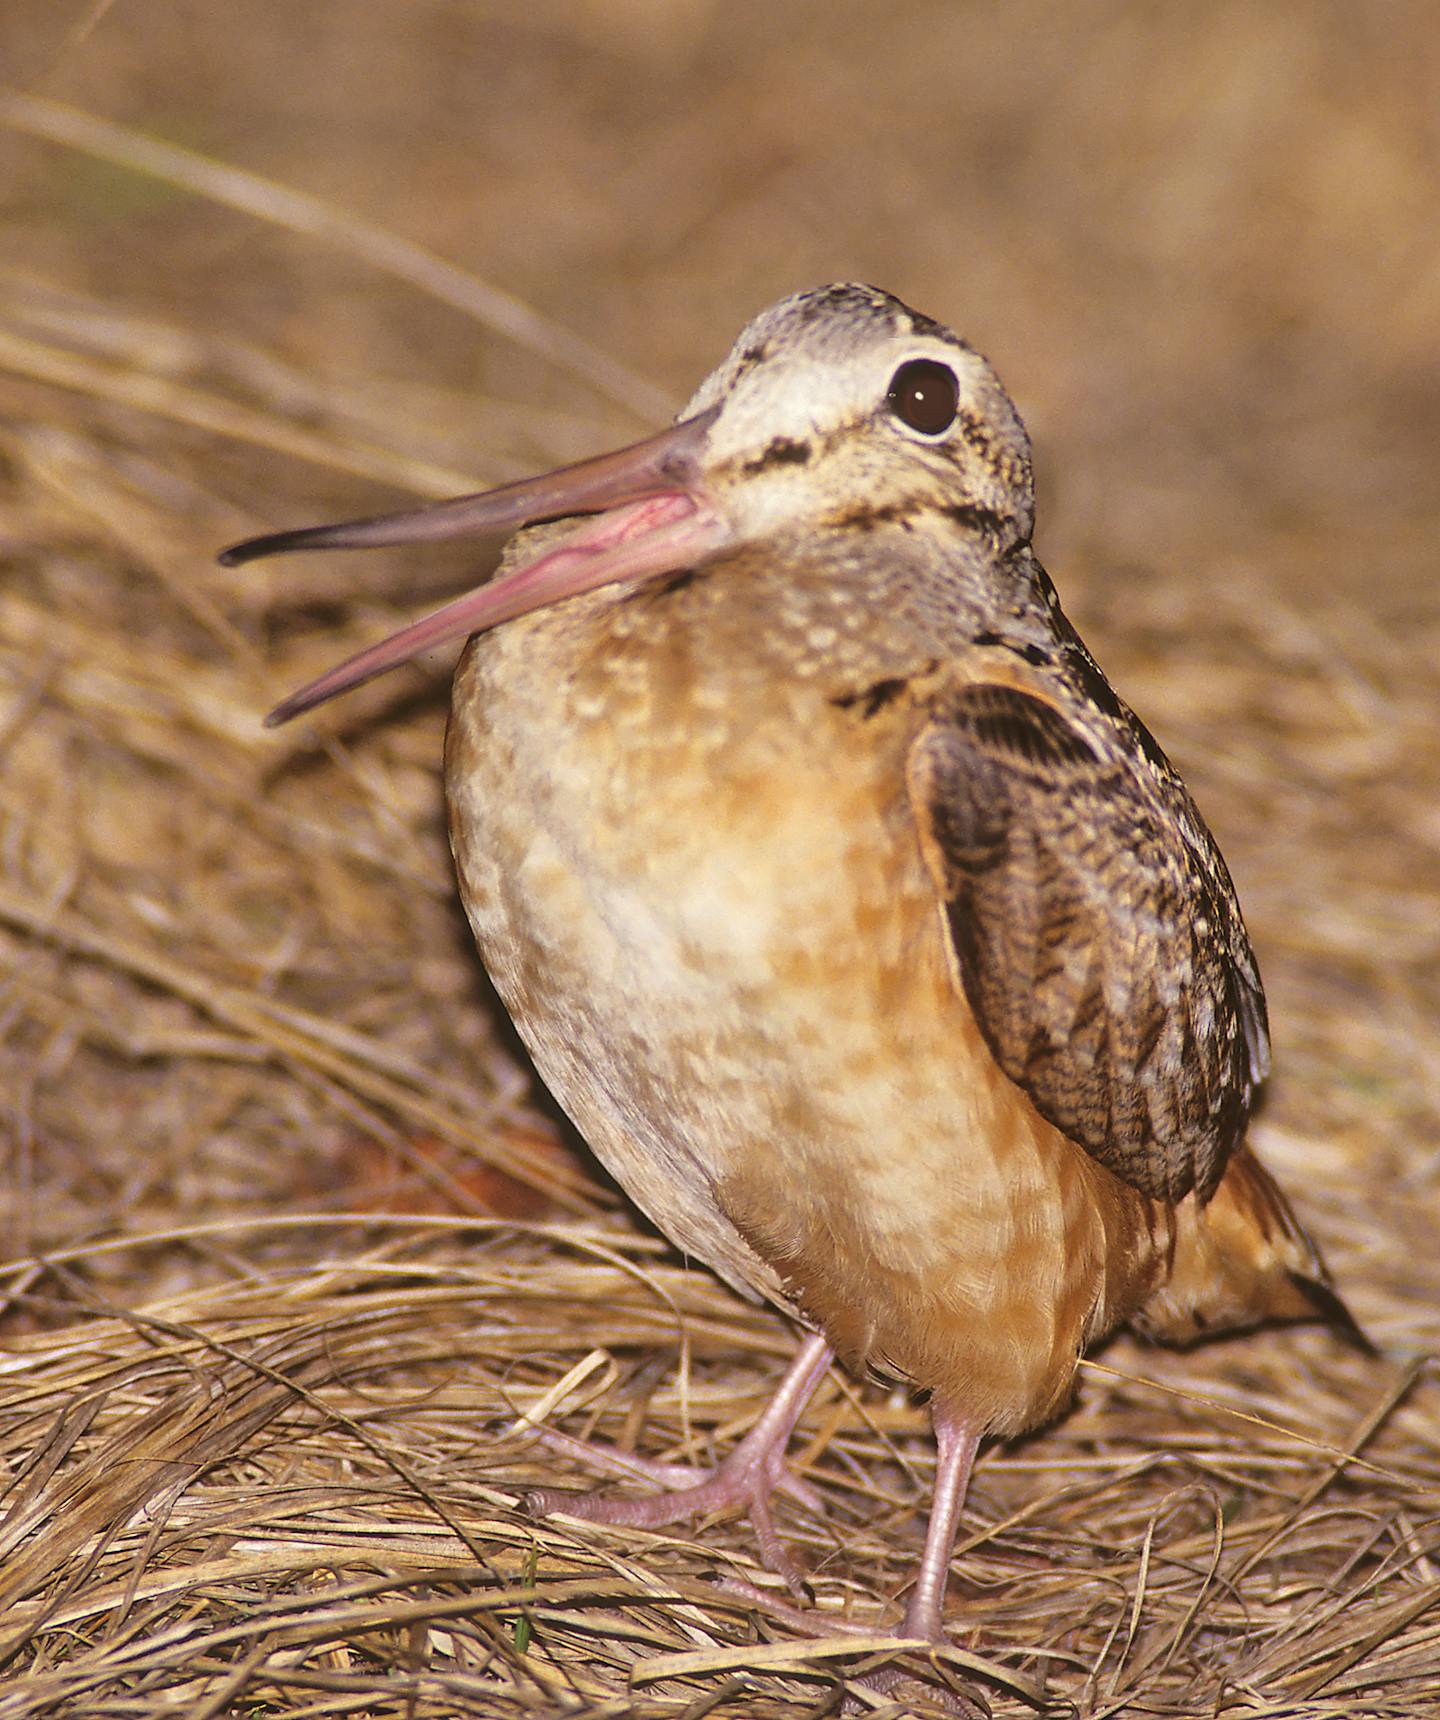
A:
[1,4,1438,1713]
[2,0,1436,1285]
[7,0,1436,540]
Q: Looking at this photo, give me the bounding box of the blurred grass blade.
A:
[0,88,675,423]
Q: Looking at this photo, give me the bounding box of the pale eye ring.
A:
[887,358,959,437]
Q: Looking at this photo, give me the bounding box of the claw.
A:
[507,1334,834,1593]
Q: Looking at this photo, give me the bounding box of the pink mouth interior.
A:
[264,489,730,726]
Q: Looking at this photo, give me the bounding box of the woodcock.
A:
[222,283,1361,1652]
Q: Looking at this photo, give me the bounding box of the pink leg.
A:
[715,1404,987,1715]
[521,1333,833,1591]
[720,1402,980,1642]
[901,1404,979,1641]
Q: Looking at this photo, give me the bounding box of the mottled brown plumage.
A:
[223,283,1361,1665]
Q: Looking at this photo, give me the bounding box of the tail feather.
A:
[1132,1146,1369,1349]
[1284,1270,1377,1356]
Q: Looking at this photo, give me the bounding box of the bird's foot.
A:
[518,1419,822,1594]
[714,1577,990,1717]
[861,1662,992,1718]
[709,1407,991,1713]
[513,1333,834,1595]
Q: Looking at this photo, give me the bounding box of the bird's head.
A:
[682,282,1032,551]
[220,284,1034,726]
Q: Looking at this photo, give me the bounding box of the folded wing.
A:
[908,680,1268,1204]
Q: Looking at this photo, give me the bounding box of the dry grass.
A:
[0,3,1438,1714]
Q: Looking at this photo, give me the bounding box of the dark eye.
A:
[886,358,959,436]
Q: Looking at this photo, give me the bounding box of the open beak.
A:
[219,404,728,727]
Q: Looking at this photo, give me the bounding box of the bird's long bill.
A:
[218,405,728,727]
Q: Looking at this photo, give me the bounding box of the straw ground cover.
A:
[0,4,1437,1713]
